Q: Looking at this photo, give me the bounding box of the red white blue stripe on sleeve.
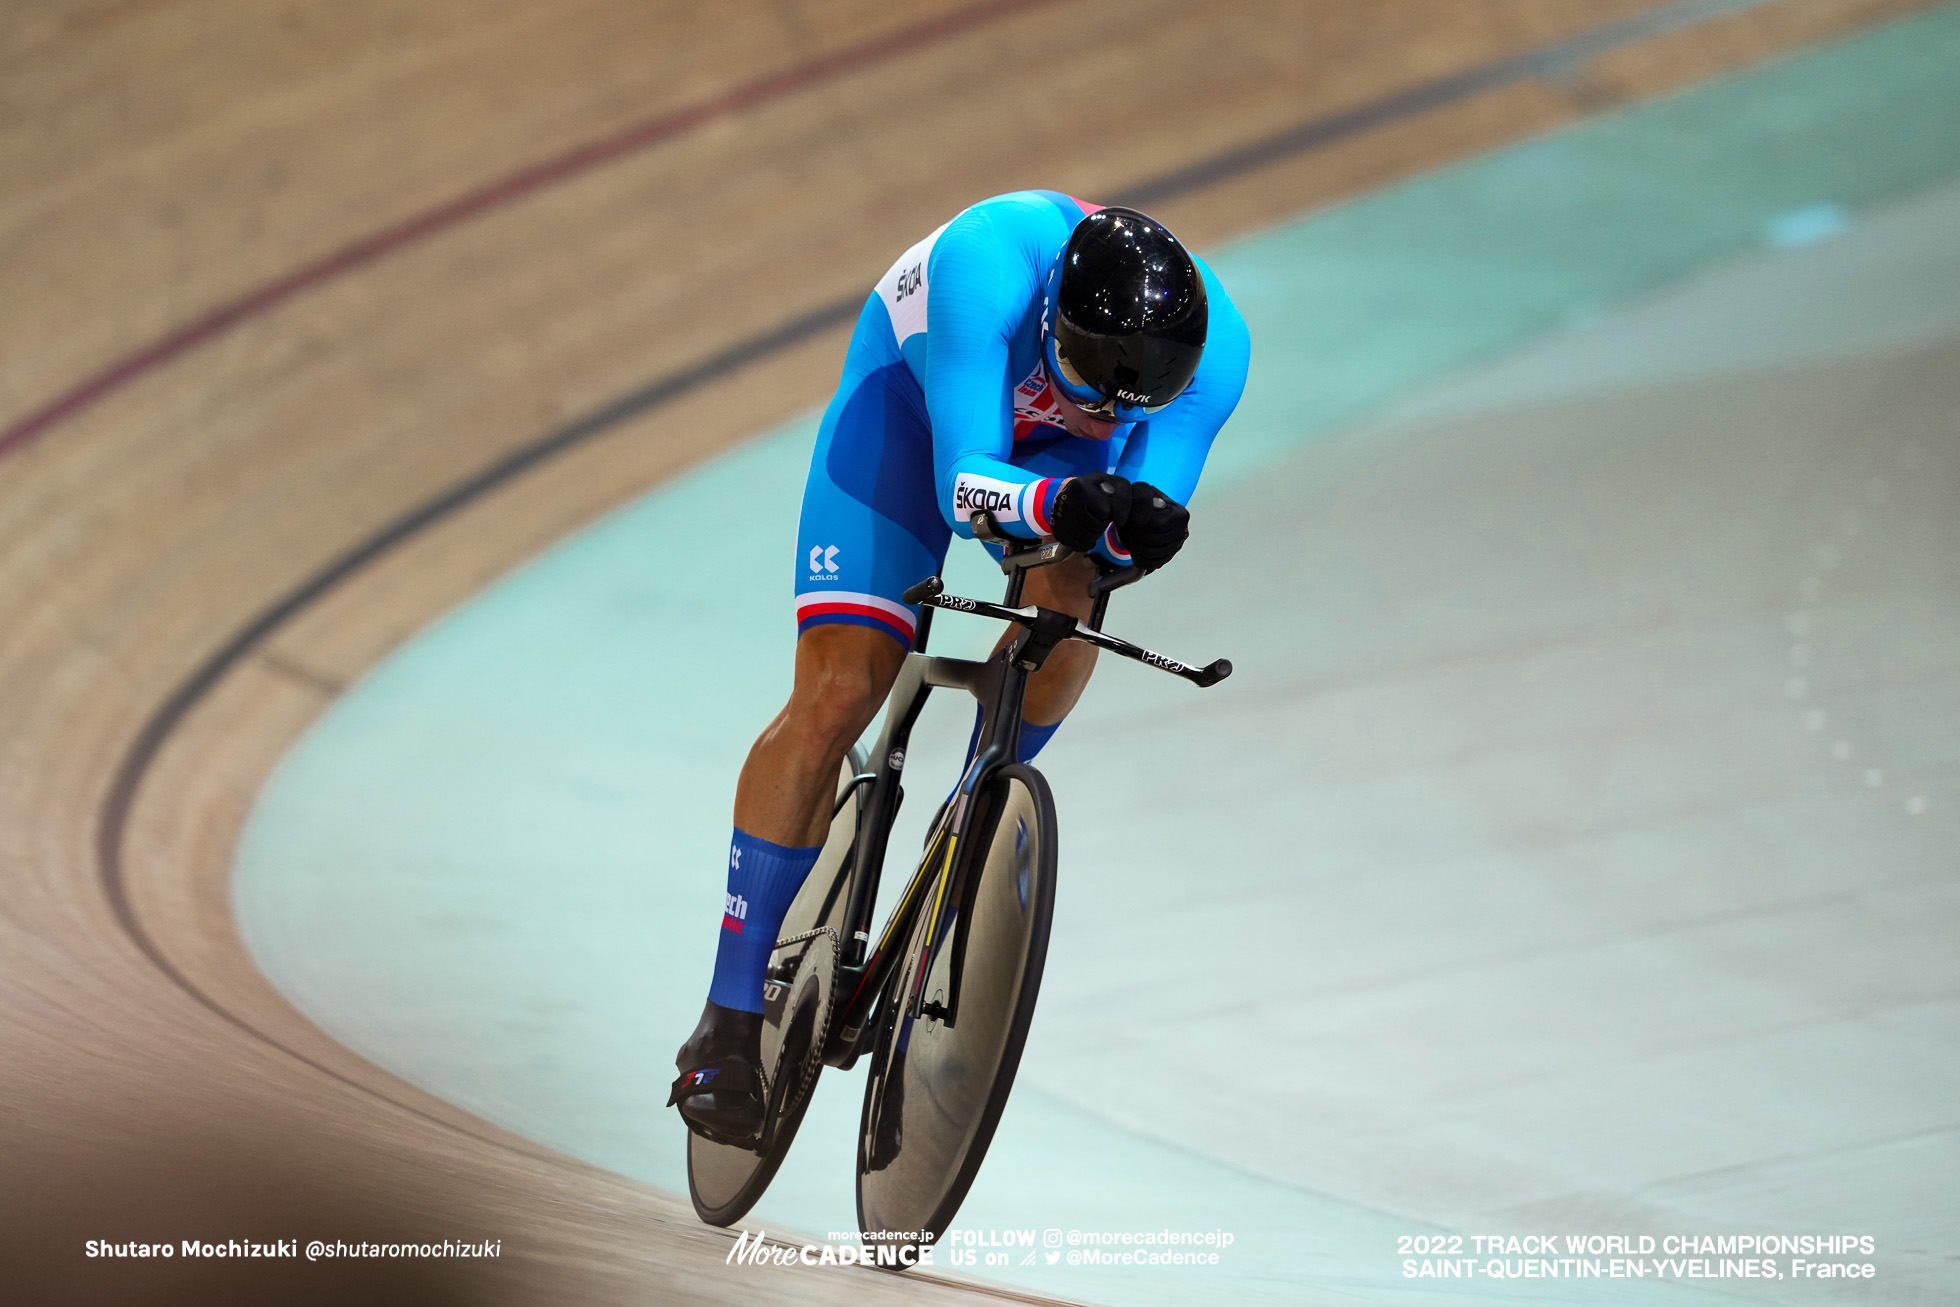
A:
[796,591,918,644]
[1020,477,1061,537]
[1101,524,1132,564]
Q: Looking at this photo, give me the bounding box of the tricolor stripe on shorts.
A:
[796,590,918,644]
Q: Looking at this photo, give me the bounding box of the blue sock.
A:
[707,827,823,1013]
[1018,716,1062,762]
[961,703,1063,769]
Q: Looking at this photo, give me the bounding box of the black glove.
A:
[1121,481,1190,571]
[1049,474,1133,554]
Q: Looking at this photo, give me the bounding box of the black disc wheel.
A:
[686,748,864,1225]
[855,762,1057,1264]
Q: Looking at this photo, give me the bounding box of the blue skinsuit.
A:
[793,190,1250,646]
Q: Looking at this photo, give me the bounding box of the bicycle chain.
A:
[762,926,840,1110]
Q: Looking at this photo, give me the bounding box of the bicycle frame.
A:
[821,546,1057,1064]
[817,513,1230,1068]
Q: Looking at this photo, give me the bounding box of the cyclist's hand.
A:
[1122,481,1190,571]
[1049,474,1133,554]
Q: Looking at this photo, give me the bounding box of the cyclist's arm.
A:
[1110,258,1251,507]
[923,206,1060,541]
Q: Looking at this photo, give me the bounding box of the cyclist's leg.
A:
[950,552,1097,773]
[718,312,946,1004]
[676,625,905,1143]
[762,346,948,836]
[1013,550,1100,726]
[732,624,906,848]
[677,318,947,1137]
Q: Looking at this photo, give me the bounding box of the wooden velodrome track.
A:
[0,1,1938,1301]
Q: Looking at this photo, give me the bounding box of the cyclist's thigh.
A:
[796,340,950,650]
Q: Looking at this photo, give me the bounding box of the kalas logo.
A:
[808,544,841,575]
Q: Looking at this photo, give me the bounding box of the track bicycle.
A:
[684,511,1231,1264]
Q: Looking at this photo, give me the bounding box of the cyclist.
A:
[671,192,1249,1143]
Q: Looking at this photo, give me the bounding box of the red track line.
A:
[0,0,1062,463]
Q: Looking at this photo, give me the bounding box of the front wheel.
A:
[855,763,1058,1263]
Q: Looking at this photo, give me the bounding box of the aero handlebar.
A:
[899,575,1233,689]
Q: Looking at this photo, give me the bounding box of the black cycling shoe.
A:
[670,999,766,1146]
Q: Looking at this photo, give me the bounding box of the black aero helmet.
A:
[1041,206,1208,422]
